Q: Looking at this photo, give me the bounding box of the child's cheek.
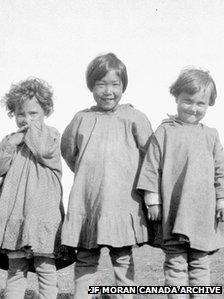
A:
[183,103,190,110]
[198,107,206,115]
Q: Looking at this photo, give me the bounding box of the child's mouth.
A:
[185,110,197,115]
[102,98,114,101]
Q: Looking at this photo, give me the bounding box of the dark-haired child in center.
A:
[61,53,153,298]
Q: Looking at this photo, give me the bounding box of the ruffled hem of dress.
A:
[0,217,62,254]
[61,210,149,249]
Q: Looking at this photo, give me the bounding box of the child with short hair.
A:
[61,53,153,298]
[0,78,64,299]
[137,68,224,297]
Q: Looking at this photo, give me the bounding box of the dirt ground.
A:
[0,245,223,298]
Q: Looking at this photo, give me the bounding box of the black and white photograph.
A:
[1,1,224,298]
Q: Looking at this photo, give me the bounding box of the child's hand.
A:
[7,125,29,146]
[7,132,25,146]
[216,208,224,222]
[146,204,162,221]
[144,191,162,221]
[17,125,29,133]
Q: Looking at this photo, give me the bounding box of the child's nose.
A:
[189,105,197,113]
[23,116,32,125]
[104,85,112,94]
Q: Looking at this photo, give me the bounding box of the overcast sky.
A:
[1,0,224,208]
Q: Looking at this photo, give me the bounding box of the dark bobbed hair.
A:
[170,67,217,106]
[86,53,128,92]
[2,77,54,117]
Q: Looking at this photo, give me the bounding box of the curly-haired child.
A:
[0,78,64,299]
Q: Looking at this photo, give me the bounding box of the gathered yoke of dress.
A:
[61,104,153,249]
[137,116,224,252]
[0,121,64,255]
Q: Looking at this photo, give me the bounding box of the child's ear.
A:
[46,108,53,117]
[209,98,215,106]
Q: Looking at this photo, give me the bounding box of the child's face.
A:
[14,97,45,128]
[176,85,212,124]
[92,70,123,111]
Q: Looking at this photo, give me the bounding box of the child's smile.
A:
[176,85,212,124]
[92,70,123,111]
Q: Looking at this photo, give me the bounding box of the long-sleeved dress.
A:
[137,116,224,252]
[61,104,153,249]
[0,121,64,255]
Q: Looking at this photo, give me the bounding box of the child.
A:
[61,53,153,298]
[137,68,224,297]
[0,78,64,299]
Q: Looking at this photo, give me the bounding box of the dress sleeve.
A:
[0,136,16,176]
[60,115,81,172]
[137,127,164,194]
[24,121,62,176]
[213,129,224,200]
[132,110,153,157]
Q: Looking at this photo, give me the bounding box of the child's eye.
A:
[95,82,105,86]
[183,99,191,104]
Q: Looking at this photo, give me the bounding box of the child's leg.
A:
[74,248,101,299]
[163,245,189,299]
[109,246,134,299]
[5,257,29,299]
[188,249,210,299]
[34,256,58,299]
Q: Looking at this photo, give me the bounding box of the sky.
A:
[1,0,224,208]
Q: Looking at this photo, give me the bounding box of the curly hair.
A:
[2,78,54,117]
[170,67,217,106]
[86,53,128,92]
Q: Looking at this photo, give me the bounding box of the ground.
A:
[0,245,223,298]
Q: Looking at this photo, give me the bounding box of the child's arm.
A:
[144,191,162,221]
[132,110,153,158]
[0,137,16,176]
[61,116,80,172]
[23,121,62,174]
[213,129,224,222]
[137,128,164,219]
[7,131,26,147]
[0,126,28,175]
[216,200,224,222]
